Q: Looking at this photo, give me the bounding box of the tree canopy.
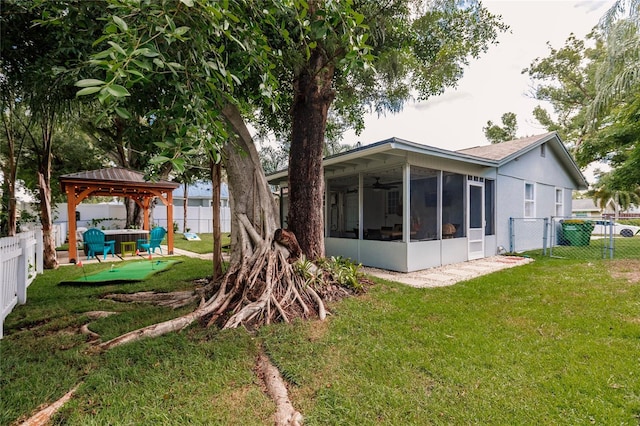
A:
[482,112,518,143]
[524,2,640,197]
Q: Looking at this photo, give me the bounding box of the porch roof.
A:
[267,132,588,190]
[267,137,498,185]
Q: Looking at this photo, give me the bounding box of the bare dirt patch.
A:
[608,259,640,283]
[306,319,329,342]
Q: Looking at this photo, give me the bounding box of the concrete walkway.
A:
[362,256,534,288]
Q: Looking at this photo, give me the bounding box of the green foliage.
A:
[294,256,323,287]
[257,0,508,141]
[482,112,518,143]
[577,97,640,189]
[73,0,281,162]
[318,256,364,291]
[619,218,640,226]
[259,143,290,175]
[294,256,364,290]
[524,33,604,149]
[588,171,640,212]
[526,6,640,191]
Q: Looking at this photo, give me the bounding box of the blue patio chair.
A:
[83,228,116,261]
[137,227,167,254]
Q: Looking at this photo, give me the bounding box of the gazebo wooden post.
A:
[65,186,78,263]
[167,191,174,254]
[142,197,151,231]
[59,168,179,264]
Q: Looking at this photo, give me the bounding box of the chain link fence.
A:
[509,217,549,254]
[509,216,640,260]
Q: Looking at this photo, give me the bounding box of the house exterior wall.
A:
[498,143,577,188]
[494,146,577,251]
[407,240,441,270]
[325,238,409,272]
[277,136,585,271]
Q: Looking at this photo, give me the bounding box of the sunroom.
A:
[269,138,499,272]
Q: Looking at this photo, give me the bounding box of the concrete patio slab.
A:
[362,255,534,288]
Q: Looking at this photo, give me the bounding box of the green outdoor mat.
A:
[63,260,181,284]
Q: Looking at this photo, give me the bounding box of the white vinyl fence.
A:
[55,203,231,235]
[154,206,231,234]
[1,228,44,339]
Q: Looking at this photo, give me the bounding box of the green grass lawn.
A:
[2,255,639,424]
[172,232,229,254]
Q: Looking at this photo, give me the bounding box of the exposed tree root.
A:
[83,311,117,320]
[80,324,100,341]
[256,351,303,426]
[96,219,328,351]
[80,311,117,342]
[19,384,80,426]
[104,290,205,309]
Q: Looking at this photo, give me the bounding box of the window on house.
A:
[524,182,535,218]
[387,191,400,215]
[555,188,563,217]
[540,143,546,157]
[485,179,495,235]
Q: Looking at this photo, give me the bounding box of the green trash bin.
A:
[561,221,594,246]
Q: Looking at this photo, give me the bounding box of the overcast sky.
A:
[341,0,616,152]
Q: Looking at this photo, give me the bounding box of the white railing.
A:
[0,228,44,339]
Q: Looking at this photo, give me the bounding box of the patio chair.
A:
[366,228,382,240]
[137,227,167,254]
[83,228,116,261]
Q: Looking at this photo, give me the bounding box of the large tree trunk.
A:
[183,182,189,233]
[38,167,58,269]
[97,103,325,350]
[0,95,27,237]
[37,113,58,269]
[124,198,143,228]
[211,160,223,279]
[3,131,17,236]
[287,47,334,259]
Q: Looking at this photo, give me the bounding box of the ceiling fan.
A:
[371,177,398,190]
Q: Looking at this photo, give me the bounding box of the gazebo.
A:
[60,167,180,264]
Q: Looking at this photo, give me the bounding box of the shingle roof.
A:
[457,132,556,161]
